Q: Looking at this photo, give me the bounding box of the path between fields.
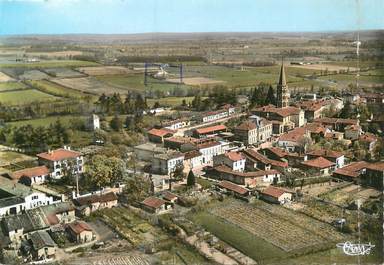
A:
[186,234,239,265]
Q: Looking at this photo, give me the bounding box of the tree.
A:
[123,175,152,203]
[110,115,122,131]
[187,170,196,187]
[85,155,125,189]
[265,85,276,105]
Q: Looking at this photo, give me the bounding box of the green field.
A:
[147,96,198,107]
[6,115,86,128]
[189,211,287,263]
[0,89,59,105]
[28,80,95,99]
[96,74,192,91]
[0,82,27,92]
[0,151,35,166]
[0,60,99,68]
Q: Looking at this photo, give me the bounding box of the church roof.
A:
[278,63,286,86]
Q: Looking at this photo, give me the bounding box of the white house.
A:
[12,166,50,185]
[202,110,229,123]
[37,146,84,179]
[152,151,185,175]
[213,151,246,172]
[87,114,100,131]
[164,119,190,130]
[261,186,293,204]
[195,140,224,165]
[0,176,57,217]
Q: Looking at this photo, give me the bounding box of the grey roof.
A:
[0,176,36,197]
[154,151,184,161]
[0,196,25,208]
[2,208,48,233]
[30,230,56,250]
[134,143,167,153]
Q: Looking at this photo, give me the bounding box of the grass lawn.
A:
[0,89,59,105]
[0,151,35,166]
[6,115,86,128]
[96,74,192,92]
[0,60,99,68]
[0,82,27,92]
[189,211,288,263]
[27,80,96,100]
[147,96,197,107]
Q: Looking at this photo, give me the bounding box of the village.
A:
[0,57,383,265]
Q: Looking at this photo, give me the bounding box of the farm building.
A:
[67,221,94,243]
[217,180,251,200]
[301,157,335,176]
[147,128,175,143]
[261,186,293,204]
[30,230,56,260]
[194,124,227,138]
[141,197,172,214]
[74,192,118,216]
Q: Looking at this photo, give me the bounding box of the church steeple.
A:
[276,60,289,108]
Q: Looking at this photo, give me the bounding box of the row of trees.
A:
[249,83,276,107]
[97,92,148,115]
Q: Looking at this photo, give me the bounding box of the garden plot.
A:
[0,72,15,82]
[167,77,225,86]
[289,63,357,72]
[77,66,135,76]
[51,76,128,95]
[209,200,345,253]
[44,68,85,78]
[19,69,51,80]
[320,184,381,206]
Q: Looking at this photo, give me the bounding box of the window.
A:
[32,195,38,200]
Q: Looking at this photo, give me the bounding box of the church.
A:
[251,62,305,135]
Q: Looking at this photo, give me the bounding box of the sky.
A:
[0,0,383,35]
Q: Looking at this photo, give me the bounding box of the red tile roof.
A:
[196,124,227,135]
[37,148,81,161]
[162,191,178,201]
[148,128,175,137]
[184,150,202,160]
[263,147,290,158]
[314,118,358,126]
[243,149,288,168]
[74,192,118,206]
[225,151,245,162]
[212,165,280,178]
[218,181,249,195]
[236,120,257,130]
[261,186,291,198]
[306,149,344,159]
[359,133,378,143]
[301,157,335,169]
[278,127,308,143]
[12,166,50,180]
[68,221,92,234]
[366,162,384,171]
[142,197,166,209]
[304,123,326,134]
[196,140,221,149]
[253,105,301,117]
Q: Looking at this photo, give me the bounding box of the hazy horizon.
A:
[1,0,383,35]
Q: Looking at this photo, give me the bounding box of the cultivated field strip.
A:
[210,200,345,252]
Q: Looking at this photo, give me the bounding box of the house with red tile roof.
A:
[66,221,94,243]
[301,157,335,176]
[213,151,246,172]
[358,133,378,152]
[12,166,50,185]
[141,197,172,214]
[161,191,178,203]
[217,181,251,199]
[277,127,311,152]
[362,162,384,190]
[234,117,272,146]
[260,147,304,167]
[37,146,83,180]
[260,186,293,204]
[333,161,369,182]
[147,128,175,143]
[206,164,281,188]
[73,192,118,216]
[194,124,227,138]
[313,117,359,132]
[243,149,288,171]
[251,104,305,134]
[306,149,345,168]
